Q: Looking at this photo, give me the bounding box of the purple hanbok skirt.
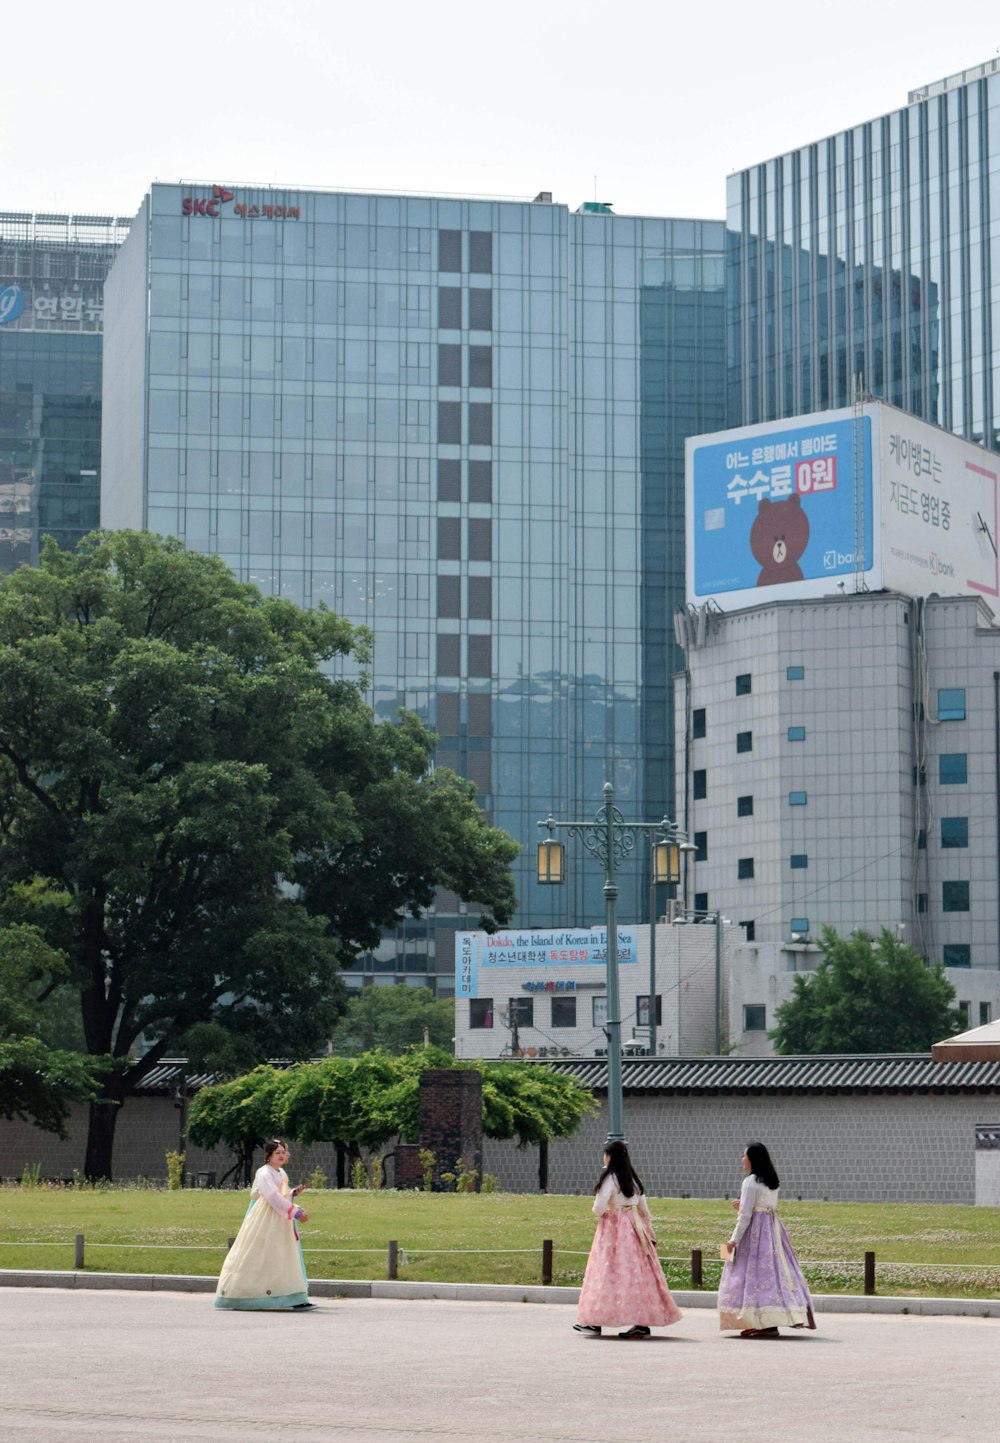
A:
[718,1210,816,1332]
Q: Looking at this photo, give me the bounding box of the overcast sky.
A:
[4,1,997,223]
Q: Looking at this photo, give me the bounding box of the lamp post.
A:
[537,782,693,1143]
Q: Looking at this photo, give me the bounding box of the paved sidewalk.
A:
[4,1287,997,1442]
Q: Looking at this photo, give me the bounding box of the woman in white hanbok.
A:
[215,1139,311,1311]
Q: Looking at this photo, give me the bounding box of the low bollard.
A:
[864,1250,876,1296]
[387,1239,399,1281]
[74,1234,85,1269]
[690,1248,703,1288]
[541,1238,553,1285]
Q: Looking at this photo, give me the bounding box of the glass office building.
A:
[727,57,1000,450]
[102,183,725,988]
[0,213,129,574]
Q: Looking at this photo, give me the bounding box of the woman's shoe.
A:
[619,1325,651,1339]
[572,1324,601,1335]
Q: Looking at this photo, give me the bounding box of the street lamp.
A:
[536,781,693,1143]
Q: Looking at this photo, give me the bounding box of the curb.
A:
[1,1270,998,1317]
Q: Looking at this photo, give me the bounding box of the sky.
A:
[3,0,998,223]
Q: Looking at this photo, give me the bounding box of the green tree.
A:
[328,985,455,1056]
[770,926,965,1054]
[0,911,99,1135]
[0,531,518,1178]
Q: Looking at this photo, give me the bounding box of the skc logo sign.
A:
[180,185,300,222]
[181,185,234,217]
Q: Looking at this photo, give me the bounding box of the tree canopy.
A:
[328,985,455,1056]
[0,883,99,1134]
[187,1050,598,1185]
[0,531,519,1177]
[770,926,965,1055]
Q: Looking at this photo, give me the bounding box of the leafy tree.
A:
[0,905,99,1135]
[770,926,965,1055]
[328,985,455,1056]
[0,531,519,1178]
[188,1049,597,1188]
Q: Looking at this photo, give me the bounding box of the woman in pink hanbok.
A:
[215,1139,311,1311]
[718,1142,816,1337]
[573,1141,682,1339]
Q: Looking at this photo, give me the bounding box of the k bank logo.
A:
[823,548,856,569]
[180,185,299,221]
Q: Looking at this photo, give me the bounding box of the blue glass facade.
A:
[102,185,726,987]
[0,214,128,573]
[728,59,1000,450]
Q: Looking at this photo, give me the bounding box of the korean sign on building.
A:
[455,926,638,999]
[686,411,874,609]
[0,281,104,332]
[686,401,1000,611]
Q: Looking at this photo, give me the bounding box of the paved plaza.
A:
[3,1287,997,1442]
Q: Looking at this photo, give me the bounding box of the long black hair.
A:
[595,1140,645,1199]
[745,1142,780,1190]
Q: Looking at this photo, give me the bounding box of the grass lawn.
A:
[1,1189,998,1299]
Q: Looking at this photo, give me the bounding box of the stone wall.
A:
[4,1089,998,1204]
[482,1092,1000,1205]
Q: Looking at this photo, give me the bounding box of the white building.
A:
[453,923,743,1060]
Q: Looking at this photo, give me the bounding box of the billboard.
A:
[686,402,1000,610]
[687,409,874,608]
[455,926,638,1000]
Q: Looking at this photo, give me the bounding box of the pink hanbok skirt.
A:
[718,1210,816,1332]
[576,1209,682,1328]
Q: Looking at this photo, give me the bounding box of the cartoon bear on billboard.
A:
[749,494,810,586]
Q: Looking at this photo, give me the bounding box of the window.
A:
[509,997,533,1027]
[937,688,966,721]
[736,730,753,753]
[737,795,754,817]
[468,518,492,562]
[693,769,707,800]
[469,401,492,445]
[787,726,806,741]
[437,458,461,501]
[943,944,971,968]
[469,231,493,274]
[743,1004,766,1031]
[790,854,808,869]
[786,665,805,680]
[917,829,927,849]
[693,831,708,862]
[913,765,927,786]
[737,857,755,879]
[437,576,460,618]
[980,1002,992,1025]
[437,517,461,560]
[467,636,491,677]
[790,917,809,934]
[957,1001,970,1027]
[468,459,492,502]
[592,996,607,1027]
[916,892,928,913]
[740,920,756,942]
[551,995,577,1027]
[438,344,461,386]
[470,998,493,1028]
[941,817,968,848]
[469,345,492,388]
[694,892,709,914]
[939,754,968,785]
[469,288,492,330]
[468,577,492,620]
[788,791,807,806]
[438,229,462,271]
[438,287,462,328]
[736,673,752,695]
[942,881,970,912]
[438,401,461,444]
[692,708,706,739]
[637,995,662,1026]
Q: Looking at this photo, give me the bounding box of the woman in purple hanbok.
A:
[718,1142,816,1337]
[573,1141,682,1339]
